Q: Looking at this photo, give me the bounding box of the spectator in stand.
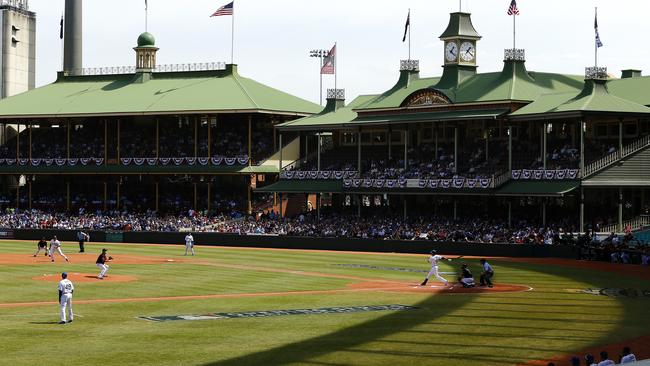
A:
[596,351,615,366]
[619,346,636,364]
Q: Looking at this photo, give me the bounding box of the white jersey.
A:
[428,255,443,267]
[621,354,637,363]
[185,235,194,246]
[58,279,74,295]
[50,239,61,248]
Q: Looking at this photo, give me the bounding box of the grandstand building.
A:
[0,31,320,215]
[0,8,649,234]
[260,11,650,233]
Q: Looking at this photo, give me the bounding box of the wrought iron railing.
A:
[400,59,419,71]
[327,89,345,100]
[504,49,525,61]
[66,62,227,76]
[0,0,29,10]
[585,66,607,80]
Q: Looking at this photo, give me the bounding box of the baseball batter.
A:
[49,236,69,263]
[184,233,195,256]
[96,249,112,279]
[58,272,74,324]
[420,250,452,287]
[33,237,48,257]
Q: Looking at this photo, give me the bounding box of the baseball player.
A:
[96,249,112,280]
[58,272,74,324]
[49,236,69,263]
[458,263,476,288]
[77,230,90,253]
[420,250,452,287]
[33,237,48,257]
[184,233,195,256]
[479,259,494,288]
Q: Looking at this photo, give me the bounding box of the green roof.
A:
[137,32,156,48]
[496,181,580,196]
[439,12,481,40]
[355,62,584,111]
[510,78,650,120]
[349,109,509,127]
[607,75,650,106]
[0,65,321,118]
[277,94,377,131]
[255,180,343,193]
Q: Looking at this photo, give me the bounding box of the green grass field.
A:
[0,240,649,366]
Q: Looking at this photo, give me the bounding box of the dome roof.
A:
[137,32,156,48]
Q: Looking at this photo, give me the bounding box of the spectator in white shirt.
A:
[619,346,636,364]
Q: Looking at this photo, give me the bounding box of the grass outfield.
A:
[0,240,649,366]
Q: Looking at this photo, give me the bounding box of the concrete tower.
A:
[63,0,82,74]
[0,0,35,99]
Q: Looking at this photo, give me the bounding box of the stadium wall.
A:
[2,228,580,258]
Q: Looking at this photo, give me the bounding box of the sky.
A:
[30,0,650,105]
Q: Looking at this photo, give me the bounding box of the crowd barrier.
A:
[0,228,579,258]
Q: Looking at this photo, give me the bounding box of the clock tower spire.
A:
[436,12,481,89]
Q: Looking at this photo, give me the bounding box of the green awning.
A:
[254,180,343,193]
[496,181,580,196]
[349,109,508,127]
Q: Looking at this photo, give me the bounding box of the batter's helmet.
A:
[430,250,437,254]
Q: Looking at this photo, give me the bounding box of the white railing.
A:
[66,62,227,76]
[584,134,650,177]
[493,170,511,188]
[598,215,650,234]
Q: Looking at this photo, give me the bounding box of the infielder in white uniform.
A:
[58,272,74,324]
[184,233,195,256]
[49,236,69,263]
[420,250,452,287]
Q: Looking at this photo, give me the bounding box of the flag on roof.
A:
[507,0,519,15]
[59,15,64,40]
[402,10,410,42]
[595,10,603,48]
[211,1,234,17]
[321,45,336,75]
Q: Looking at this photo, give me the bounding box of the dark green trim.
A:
[496,181,580,197]
[254,180,343,193]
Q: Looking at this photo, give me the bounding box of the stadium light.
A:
[309,49,330,105]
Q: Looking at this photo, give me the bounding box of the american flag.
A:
[595,11,603,48]
[211,1,234,17]
[321,45,336,75]
[507,0,519,16]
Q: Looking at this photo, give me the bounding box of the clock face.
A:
[445,42,458,62]
[460,42,476,62]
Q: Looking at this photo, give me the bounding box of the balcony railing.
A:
[65,62,227,76]
[584,134,650,177]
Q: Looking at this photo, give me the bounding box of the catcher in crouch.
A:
[458,263,476,288]
[96,248,113,280]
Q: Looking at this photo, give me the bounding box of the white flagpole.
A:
[334,42,337,92]
[145,0,148,32]
[513,11,516,49]
[408,9,411,60]
[594,7,598,69]
[231,4,235,64]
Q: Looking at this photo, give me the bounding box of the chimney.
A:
[621,69,642,79]
[63,0,82,74]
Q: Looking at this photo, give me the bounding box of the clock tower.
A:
[437,12,481,89]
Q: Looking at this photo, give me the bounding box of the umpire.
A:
[479,259,494,288]
[77,230,89,253]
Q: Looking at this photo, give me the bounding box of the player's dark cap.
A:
[102,248,107,252]
[61,272,68,278]
[430,250,437,254]
[461,263,468,268]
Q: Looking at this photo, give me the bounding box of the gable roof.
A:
[510,78,650,120]
[277,94,377,131]
[0,65,321,119]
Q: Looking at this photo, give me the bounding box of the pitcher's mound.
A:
[33,273,137,283]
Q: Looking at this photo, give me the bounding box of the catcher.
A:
[96,248,113,280]
[457,263,476,288]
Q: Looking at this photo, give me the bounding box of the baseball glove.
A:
[108,256,114,260]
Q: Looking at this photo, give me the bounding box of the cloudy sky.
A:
[31,0,650,104]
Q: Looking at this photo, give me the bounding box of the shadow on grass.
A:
[198,259,646,366]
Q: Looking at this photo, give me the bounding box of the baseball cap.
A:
[62,272,68,278]
[102,248,107,252]
[430,250,437,254]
